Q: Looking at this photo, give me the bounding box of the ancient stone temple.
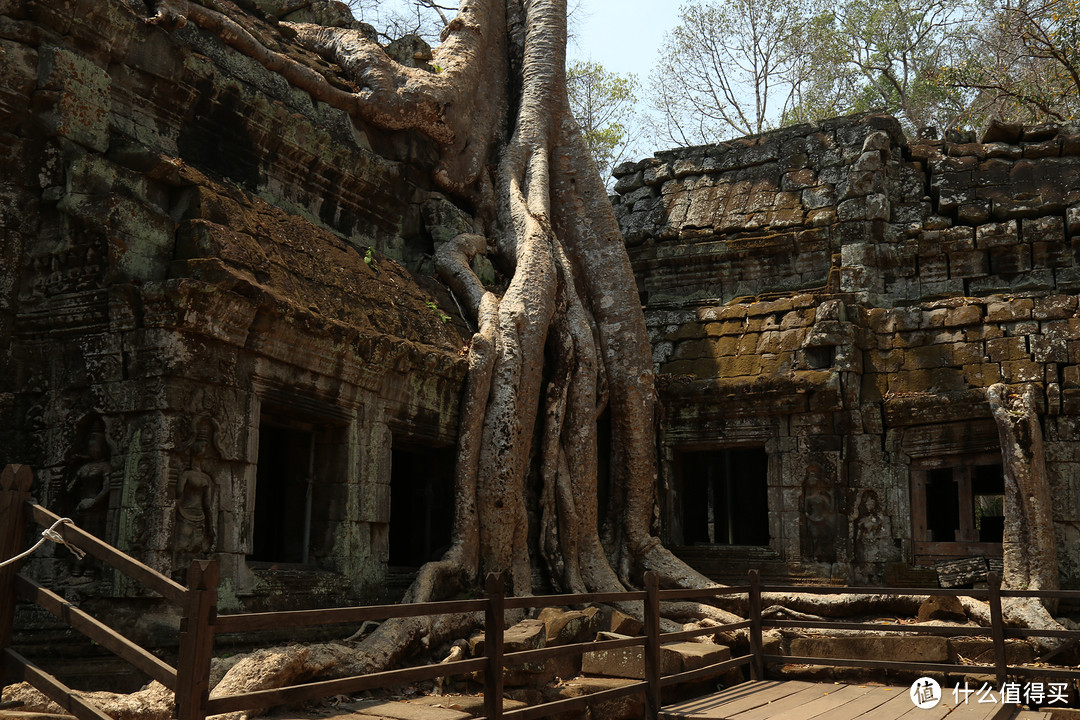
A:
[2,0,1079,634]
[613,116,1080,588]
[1,0,469,610]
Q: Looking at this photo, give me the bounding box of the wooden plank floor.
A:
[659,681,1053,720]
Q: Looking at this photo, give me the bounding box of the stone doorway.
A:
[677,447,770,546]
[389,443,454,567]
[251,421,313,564]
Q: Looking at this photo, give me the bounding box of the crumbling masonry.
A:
[1,0,1079,636]
[612,117,1080,588]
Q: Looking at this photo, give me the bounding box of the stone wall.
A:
[1,0,468,612]
[5,0,1080,622]
[614,115,1080,587]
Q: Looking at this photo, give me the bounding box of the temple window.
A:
[911,453,1004,564]
[676,447,770,546]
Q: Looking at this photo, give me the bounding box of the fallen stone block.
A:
[537,607,601,645]
[557,677,645,720]
[790,635,949,663]
[918,595,967,622]
[609,609,643,637]
[662,641,731,670]
[581,634,730,679]
[582,635,677,679]
[504,619,546,652]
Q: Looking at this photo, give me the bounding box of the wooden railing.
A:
[200,572,757,720]
[0,464,219,720]
[756,581,1080,687]
[3,463,1080,719]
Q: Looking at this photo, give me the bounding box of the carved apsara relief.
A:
[172,415,222,567]
[64,414,113,537]
[58,414,115,580]
[801,461,841,563]
[853,489,889,559]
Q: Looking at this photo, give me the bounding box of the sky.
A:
[568,0,682,84]
[361,0,688,164]
[364,1,684,84]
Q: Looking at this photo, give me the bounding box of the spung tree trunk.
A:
[156,0,714,608]
[987,382,1062,630]
[279,0,716,602]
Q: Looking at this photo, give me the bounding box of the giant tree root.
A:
[987,382,1066,650]
[124,0,1073,705]
[1,680,174,720]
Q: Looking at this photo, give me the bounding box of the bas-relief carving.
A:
[801,462,841,563]
[66,416,112,523]
[59,414,114,580]
[172,416,223,569]
[853,489,889,556]
[851,489,896,583]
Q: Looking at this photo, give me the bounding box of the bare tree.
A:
[649,0,806,146]
[781,10,869,126]
[345,0,456,42]
[651,0,974,137]
[941,0,1080,125]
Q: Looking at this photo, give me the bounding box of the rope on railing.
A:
[0,517,85,569]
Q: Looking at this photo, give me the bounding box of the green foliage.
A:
[937,0,1080,125]
[826,0,975,132]
[650,0,995,140]
[567,60,642,182]
[364,247,377,268]
[425,299,451,323]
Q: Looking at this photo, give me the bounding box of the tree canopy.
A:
[651,0,1078,145]
[566,60,641,183]
[943,0,1080,125]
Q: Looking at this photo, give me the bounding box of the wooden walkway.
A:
[659,681,1054,720]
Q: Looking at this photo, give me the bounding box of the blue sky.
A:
[569,0,682,84]
[367,1,684,83]
[364,0,687,164]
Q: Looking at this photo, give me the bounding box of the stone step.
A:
[790,635,950,663]
[582,636,731,680]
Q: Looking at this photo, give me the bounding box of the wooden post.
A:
[175,559,219,720]
[483,572,505,720]
[748,569,764,681]
[644,570,661,720]
[0,465,33,686]
[987,571,1007,686]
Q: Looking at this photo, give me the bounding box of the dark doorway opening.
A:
[389,444,455,567]
[911,453,1005,564]
[679,447,770,546]
[925,467,961,542]
[251,421,314,564]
